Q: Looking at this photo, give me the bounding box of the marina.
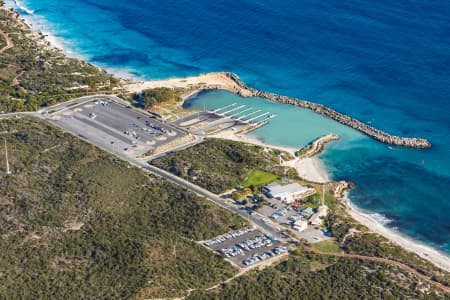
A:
[174,102,277,136]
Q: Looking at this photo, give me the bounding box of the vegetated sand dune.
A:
[123,72,247,95]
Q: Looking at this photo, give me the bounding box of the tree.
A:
[232,191,243,202]
[243,187,252,196]
[137,88,181,109]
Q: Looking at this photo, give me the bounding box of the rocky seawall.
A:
[225,73,431,149]
[296,134,340,158]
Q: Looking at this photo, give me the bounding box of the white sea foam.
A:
[4,0,450,272]
[13,0,34,15]
[105,66,145,81]
[4,0,142,80]
[344,192,450,271]
[367,212,393,226]
[4,0,83,59]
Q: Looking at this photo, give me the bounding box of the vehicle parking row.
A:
[243,246,288,266]
[220,246,244,258]
[237,235,273,251]
[204,226,256,247]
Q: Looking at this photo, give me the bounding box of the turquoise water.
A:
[7,0,450,254]
[185,90,367,147]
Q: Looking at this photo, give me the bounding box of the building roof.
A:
[265,182,279,189]
[265,182,309,196]
[300,207,315,215]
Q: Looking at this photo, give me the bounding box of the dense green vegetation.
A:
[340,231,450,287]
[151,138,290,193]
[133,87,182,109]
[189,250,445,299]
[0,117,246,299]
[295,145,311,158]
[0,6,119,113]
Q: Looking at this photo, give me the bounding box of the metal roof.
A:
[265,183,309,196]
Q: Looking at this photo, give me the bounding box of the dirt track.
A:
[0,29,13,54]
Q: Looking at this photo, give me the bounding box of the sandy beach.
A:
[123,72,249,95]
[284,157,330,183]
[344,193,450,272]
[79,69,450,272]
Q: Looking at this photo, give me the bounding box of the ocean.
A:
[7,0,450,254]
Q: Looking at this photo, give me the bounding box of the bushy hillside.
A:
[151,138,290,193]
[0,117,245,299]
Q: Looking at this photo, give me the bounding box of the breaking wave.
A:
[13,0,34,15]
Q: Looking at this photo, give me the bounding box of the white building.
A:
[263,182,315,203]
[293,219,308,232]
[309,205,329,227]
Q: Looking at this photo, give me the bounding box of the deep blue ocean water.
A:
[9,0,450,254]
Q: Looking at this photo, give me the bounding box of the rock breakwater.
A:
[225,73,431,149]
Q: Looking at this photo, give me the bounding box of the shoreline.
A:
[210,130,331,184]
[342,192,450,272]
[3,0,145,83]
[4,0,78,57]
[6,3,449,273]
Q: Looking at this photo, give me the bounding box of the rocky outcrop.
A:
[296,134,340,158]
[223,73,431,149]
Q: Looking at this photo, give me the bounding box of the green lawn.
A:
[300,203,319,210]
[311,239,341,253]
[243,170,280,187]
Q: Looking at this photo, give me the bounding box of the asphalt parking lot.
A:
[48,99,184,158]
[256,199,331,243]
[259,198,299,226]
[204,227,287,268]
